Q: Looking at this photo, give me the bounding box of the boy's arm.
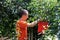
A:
[16,27,20,37]
[27,18,43,27]
[16,21,21,37]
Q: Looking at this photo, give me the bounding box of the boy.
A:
[16,9,43,40]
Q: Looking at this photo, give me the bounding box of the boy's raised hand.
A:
[39,17,44,21]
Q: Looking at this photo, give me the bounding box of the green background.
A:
[0,0,60,40]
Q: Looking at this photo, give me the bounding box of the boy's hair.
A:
[18,9,28,17]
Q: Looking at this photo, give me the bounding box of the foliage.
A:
[0,0,60,40]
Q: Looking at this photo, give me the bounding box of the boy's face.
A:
[22,12,28,20]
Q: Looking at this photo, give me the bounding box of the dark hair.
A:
[18,9,28,17]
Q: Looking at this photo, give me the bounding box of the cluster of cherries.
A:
[38,21,49,34]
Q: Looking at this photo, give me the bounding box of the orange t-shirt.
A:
[16,20,28,40]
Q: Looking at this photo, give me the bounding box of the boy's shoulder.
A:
[17,20,27,24]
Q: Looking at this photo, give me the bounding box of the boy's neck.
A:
[20,18,26,21]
